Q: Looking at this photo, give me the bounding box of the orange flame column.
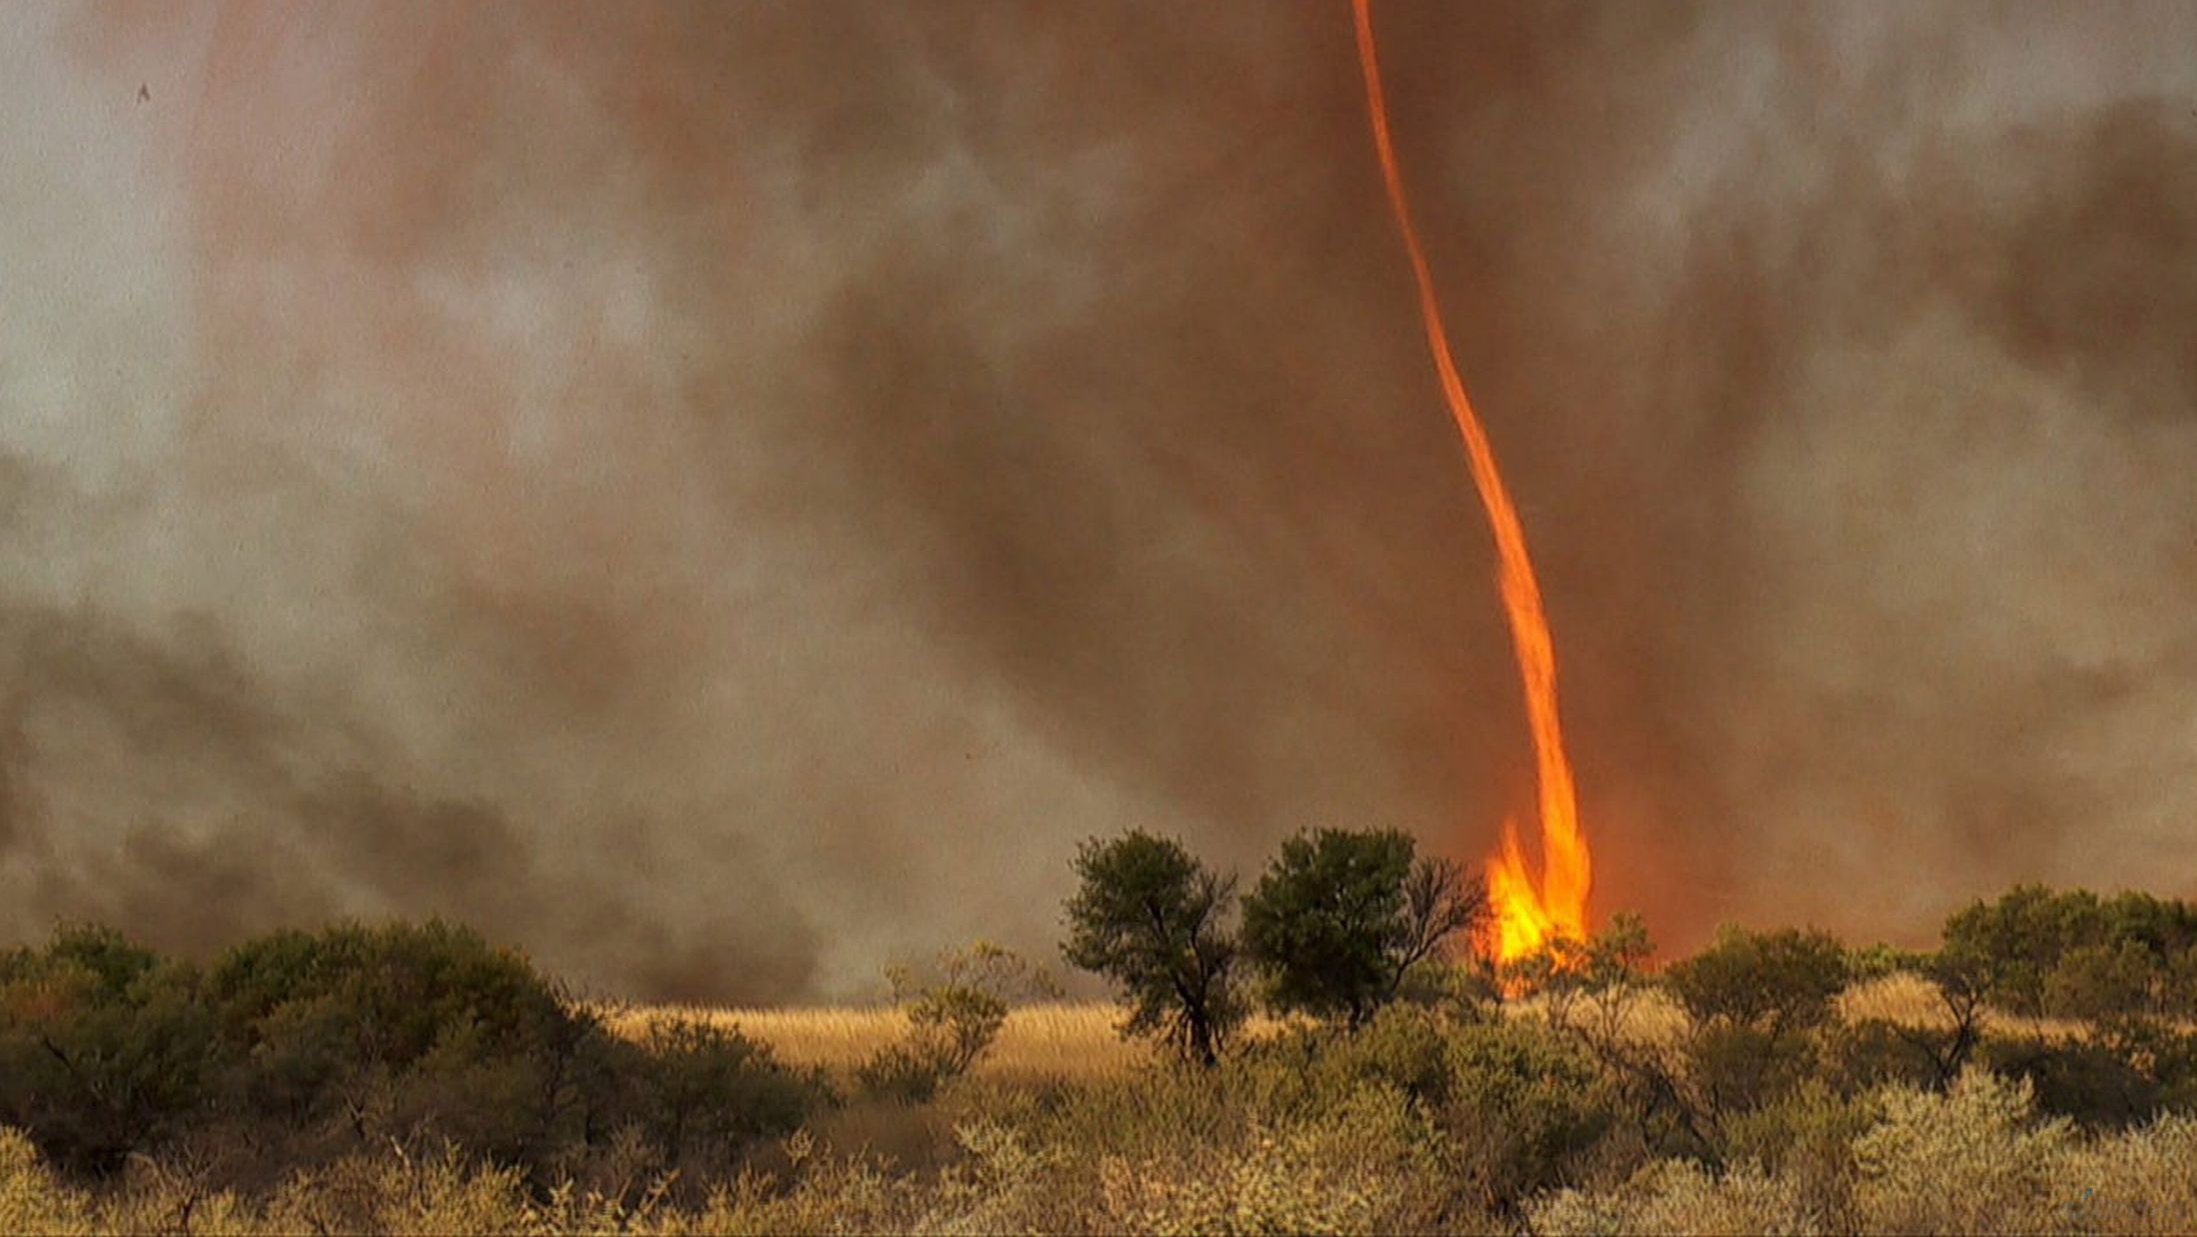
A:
[1350,0,1592,959]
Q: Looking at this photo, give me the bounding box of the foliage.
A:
[1851,1069,2073,1234]
[1239,828,1488,1029]
[858,943,1057,1103]
[1062,831,1244,1066]
[1435,1015,1618,1213]
[203,920,610,1173]
[1981,1032,2167,1130]
[1825,1018,1943,1094]
[1664,927,1850,1039]
[0,926,225,1175]
[1646,926,1852,1140]
[621,1016,824,1167]
[1941,885,2197,1018]
[0,921,821,1193]
[1503,910,1656,1003]
[1715,1079,1872,1220]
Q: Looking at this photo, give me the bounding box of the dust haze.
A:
[2,2,2192,999]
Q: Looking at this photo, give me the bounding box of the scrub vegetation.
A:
[5,834,2197,1234]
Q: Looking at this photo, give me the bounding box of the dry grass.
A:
[601,1002,1157,1082]
[603,972,2105,1086]
[1839,972,2094,1040]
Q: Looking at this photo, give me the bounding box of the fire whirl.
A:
[1350,0,1593,961]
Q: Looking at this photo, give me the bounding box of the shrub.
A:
[205,920,576,1072]
[858,943,1055,1104]
[1982,1033,2164,1130]
[3,920,828,1193]
[0,1126,93,1234]
[2056,1115,2197,1237]
[1437,1016,1618,1213]
[1687,1023,1819,1119]
[2047,941,2165,1021]
[1851,1069,2072,1234]
[1942,886,2197,1019]
[1531,1158,1813,1237]
[1716,1079,1872,1223]
[204,921,607,1173]
[619,1016,821,1169]
[1942,885,2106,1015]
[1664,927,1850,1128]
[1092,1083,1465,1236]
[1825,1018,1942,1094]
[1309,1004,1459,1109]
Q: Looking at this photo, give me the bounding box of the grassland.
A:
[602,1001,1148,1083]
[605,975,1984,1084]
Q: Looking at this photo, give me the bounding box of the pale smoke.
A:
[0,3,2191,997]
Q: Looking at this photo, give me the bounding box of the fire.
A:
[1350,0,1593,960]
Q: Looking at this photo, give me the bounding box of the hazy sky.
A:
[3,2,2194,1000]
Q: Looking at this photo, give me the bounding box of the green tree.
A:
[0,926,226,1174]
[1665,926,1852,1120]
[1940,885,2197,1019]
[1241,828,1488,1029]
[1665,926,1851,1039]
[1941,885,2105,1015]
[1062,831,1243,1066]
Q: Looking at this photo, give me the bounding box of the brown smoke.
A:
[1,2,2192,997]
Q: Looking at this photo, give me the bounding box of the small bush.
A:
[0,1126,93,1234]
[1531,1158,1813,1237]
[1437,1016,1618,1213]
[1981,1033,2164,1130]
[617,1016,821,1169]
[1717,1080,1871,1222]
[1851,1069,2071,1234]
[1824,1017,1942,1094]
[858,943,1054,1104]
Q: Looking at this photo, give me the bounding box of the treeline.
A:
[1060,829,2197,1136]
[0,921,822,1191]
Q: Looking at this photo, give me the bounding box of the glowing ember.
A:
[1350,0,1593,960]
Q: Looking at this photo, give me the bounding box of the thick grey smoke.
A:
[1,2,2192,998]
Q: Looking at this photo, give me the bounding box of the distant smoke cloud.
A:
[0,3,2191,997]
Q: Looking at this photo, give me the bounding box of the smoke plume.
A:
[1,2,2192,997]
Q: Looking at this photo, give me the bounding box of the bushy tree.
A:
[620,1016,822,1166]
[203,920,604,1167]
[1665,926,1852,1120]
[1665,926,1851,1039]
[1942,885,2197,1020]
[0,926,225,1174]
[1240,828,1487,1029]
[1942,886,2106,1015]
[1,920,825,1186]
[1062,831,1243,1066]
